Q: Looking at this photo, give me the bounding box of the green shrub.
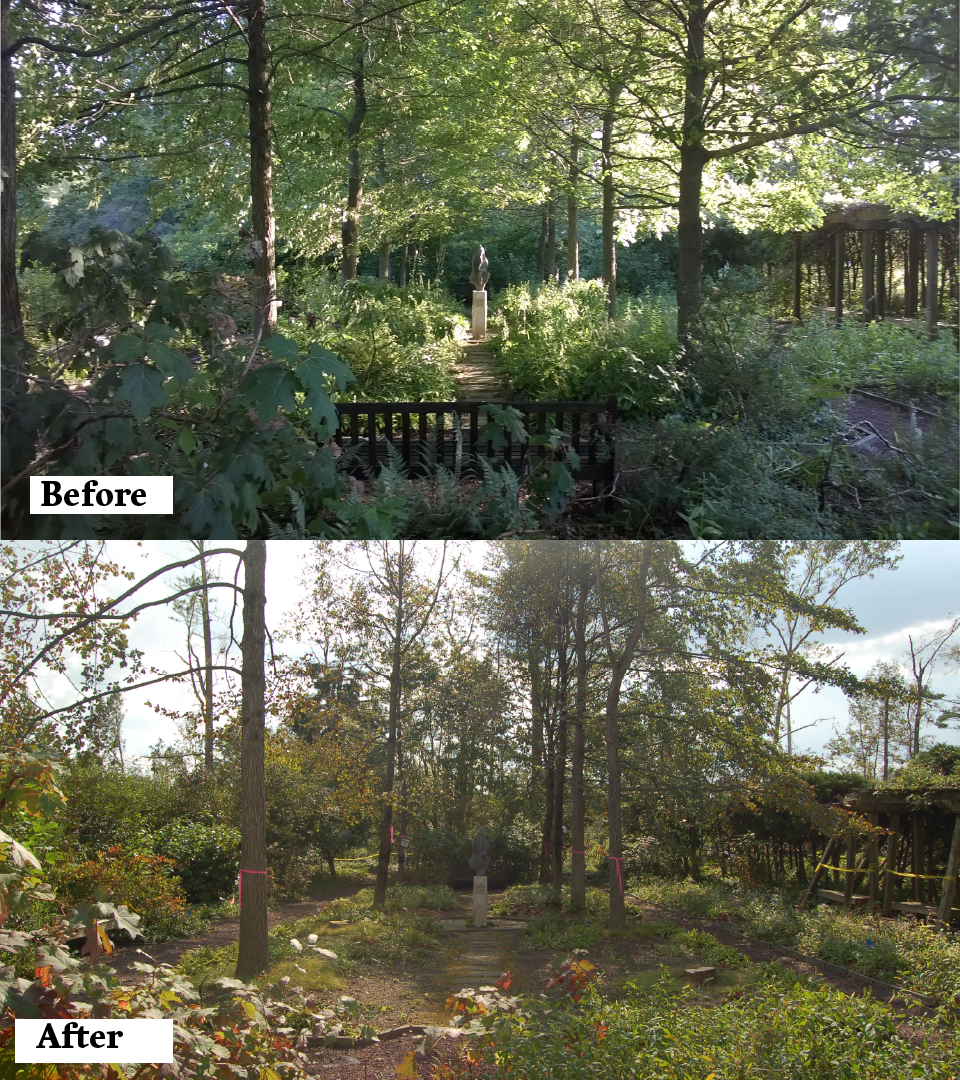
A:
[784,317,960,400]
[154,819,241,904]
[484,974,959,1078]
[525,912,606,952]
[53,846,205,942]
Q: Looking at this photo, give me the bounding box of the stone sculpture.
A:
[469,827,490,928]
[469,246,490,291]
[469,827,491,876]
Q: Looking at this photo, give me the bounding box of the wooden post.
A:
[925,227,939,338]
[875,232,886,319]
[912,813,925,904]
[792,232,803,320]
[833,230,844,325]
[843,828,856,907]
[867,813,879,910]
[799,835,836,909]
[905,228,920,317]
[882,813,899,917]
[861,231,875,322]
[935,813,960,930]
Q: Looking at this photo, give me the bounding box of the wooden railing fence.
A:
[333,399,617,499]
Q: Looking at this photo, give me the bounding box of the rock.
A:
[307,933,319,944]
[312,947,338,960]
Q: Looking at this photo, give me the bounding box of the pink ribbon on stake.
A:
[238,869,268,908]
[390,825,394,844]
[608,856,623,895]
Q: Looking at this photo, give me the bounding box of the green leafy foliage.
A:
[154,819,241,904]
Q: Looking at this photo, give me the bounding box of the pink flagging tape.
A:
[608,856,623,895]
[238,869,268,908]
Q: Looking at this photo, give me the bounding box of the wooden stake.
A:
[882,813,899,917]
[935,813,960,930]
[799,836,836,909]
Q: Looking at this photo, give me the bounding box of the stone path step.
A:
[455,338,508,401]
[446,931,510,993]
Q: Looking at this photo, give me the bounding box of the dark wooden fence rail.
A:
[333,399,617,497]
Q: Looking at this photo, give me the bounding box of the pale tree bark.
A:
[551,636,569,890]
[198,544,215,771]
[596,540,654,930]
[545,197,557,283]
[374,579,404,907]
[0,0,23,344]
[566,135,580,283]
[601,86,623,318]
[675,1,708,348]
[245,0,277,339]
[235,539,269,979]
[569,554,591,909]
[341,44,367,283]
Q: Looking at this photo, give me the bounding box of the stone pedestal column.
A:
[471,290,487,340]
[473,875,488,928]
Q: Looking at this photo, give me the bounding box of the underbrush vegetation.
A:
[481,973,960,1079]
[630,877,960,1007]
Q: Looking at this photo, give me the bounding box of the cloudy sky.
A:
[34,540,960,763]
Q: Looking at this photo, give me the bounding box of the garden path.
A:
[454,335,509,400]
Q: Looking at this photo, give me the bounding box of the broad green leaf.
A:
[177,426,197,454]
[266,333,301,365]
[304,345,355,390]
[302,384,339,434]
[109,336,147,365]
[115,363,166,424]
[147,342,194,386]
[241,364,299,422]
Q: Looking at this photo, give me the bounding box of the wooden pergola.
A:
[790,202,954,338]
[800,787,960,928]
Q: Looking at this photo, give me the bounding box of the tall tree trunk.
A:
[597,541,653,930]
[341,45,366,284]
[601,86,622,318]
[567,135,580,283]
[540,731,555,885]
[536,207,548,282]
[545,198,557,284]
[399,241,408,287]
[246,0,277,340]
[235,540,269,979]
[374,573,404,908]
[675,2,709,349]
[199,544,215,771]
[551,642,568,890]
[396,726,407,884]
[1,0,23,343]
[379,239,390,281]
[530,655,544,795]
[570,557,590,908]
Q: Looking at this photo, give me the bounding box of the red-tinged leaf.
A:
[396,1049,418,1078]
[496,972,511,991]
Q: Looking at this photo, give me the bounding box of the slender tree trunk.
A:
[540,733,555,885]
[246,0,277,339]
[569,559,590,909]
[199,544,215,771]
[675,2,709,349]
[567,135,580,283]
[530,656,544,795]
[374,573,404,908]
[378,240,390,281]
[1,0,24,344]
[235,540,269,979]
[545,198,557,284]
[597,541,654,930]
[601,86,622,318]
[552,642,569,889]
[536,207,548,282]
[396,727,407,884]
[341,45,366,284]
[399,242,408,287]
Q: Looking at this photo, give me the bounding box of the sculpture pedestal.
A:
[471,290,487,340]
[472,875,488,928]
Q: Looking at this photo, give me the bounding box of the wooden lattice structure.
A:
[790,202,958,337]
[800,787,960,928]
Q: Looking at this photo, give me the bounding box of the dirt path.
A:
[454,338,509,400]
[109,881,369,981]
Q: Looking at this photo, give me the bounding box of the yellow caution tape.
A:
[333,854,380,863]
[815,863,954,881]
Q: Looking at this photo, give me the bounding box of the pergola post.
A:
[882,813,899,917]
[912,812,925,904]
[833,231,844,325]
[934,813,960,930]
[799,835,837,909]
[925,226,939,338]
[906,227,921,317]
[792,232,803,320]
[843,828,856,907]
[861,231,875,321]
[875,231,886,319]
[867,813,879,910]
